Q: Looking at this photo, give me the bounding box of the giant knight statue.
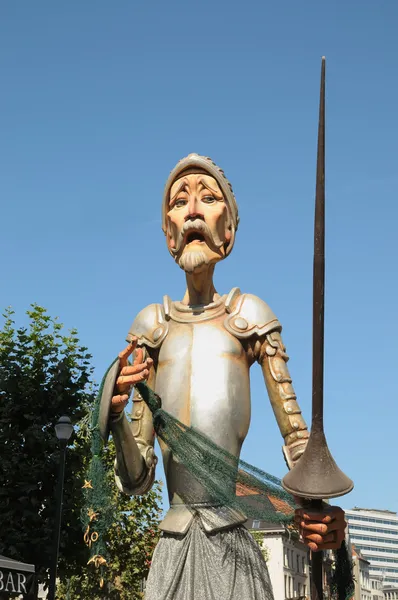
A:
[101,154,345,600]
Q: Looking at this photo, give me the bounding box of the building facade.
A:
[351,546,372,600]
[248,522,310,600]
[345,508,398,588]
[241,490,311,599]
[369,575,384,600]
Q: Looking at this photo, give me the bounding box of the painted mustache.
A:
[173,219,224,254]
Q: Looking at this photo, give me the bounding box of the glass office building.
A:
[345,508,398,588]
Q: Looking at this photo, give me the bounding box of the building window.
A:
[252,520,260,529]
[349,532,398,545]
[350,523,398,535]
[296,554,300,573]
[346,514,398,527]
[302,556,306,574]
[284,575,287,599]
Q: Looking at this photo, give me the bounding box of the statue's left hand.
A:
[294,504,346,552]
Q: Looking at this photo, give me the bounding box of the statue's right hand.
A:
[111,337,153,415]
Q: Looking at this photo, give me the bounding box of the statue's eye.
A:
[175,199,187,208]
[202,196,216,203]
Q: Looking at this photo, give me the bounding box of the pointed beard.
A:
[178,249,209,273]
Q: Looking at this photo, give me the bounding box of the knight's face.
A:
[166,173,231,273]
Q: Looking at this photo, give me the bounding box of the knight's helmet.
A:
[162,153,240,257]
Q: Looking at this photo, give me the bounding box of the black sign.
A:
[0,567,35,596]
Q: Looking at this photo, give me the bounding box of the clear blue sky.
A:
[1,1,397,513]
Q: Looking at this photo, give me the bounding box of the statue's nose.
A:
[185,196,204,221]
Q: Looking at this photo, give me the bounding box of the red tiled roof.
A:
[235,482,294,516]
[236,483,259,497]
[268,495,293,516]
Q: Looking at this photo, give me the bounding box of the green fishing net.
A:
[135,381,296,523]
[83,359,354,599]
[81,360,116,585]
[330,542,355,600]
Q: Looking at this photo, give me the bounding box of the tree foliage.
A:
[58,405,162,600]
[0,305,93,587]
[59,473,162,599]
[0,306,162,599]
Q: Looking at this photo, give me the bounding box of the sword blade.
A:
[310,56,326,600]
[312,56,326,435]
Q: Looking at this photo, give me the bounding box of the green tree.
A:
[0,306,162,599]
[0,305,94,591]
[58,408,162,600]
[250,530,271,562]
[59,463,162,599]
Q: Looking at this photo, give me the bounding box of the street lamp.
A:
[48,416,73,600]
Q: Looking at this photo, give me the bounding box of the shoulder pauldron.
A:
[224,288,281,339]
[126,296,171,348]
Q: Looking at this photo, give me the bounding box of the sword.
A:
[282,57,353,600]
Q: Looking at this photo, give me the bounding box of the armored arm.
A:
[224,290,309,469]
[110,301,169,494]
[258,330,309,469]
[111,350,157,495]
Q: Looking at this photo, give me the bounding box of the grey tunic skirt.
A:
[144,518,274,600]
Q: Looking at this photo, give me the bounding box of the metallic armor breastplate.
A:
[124,289,281,533]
